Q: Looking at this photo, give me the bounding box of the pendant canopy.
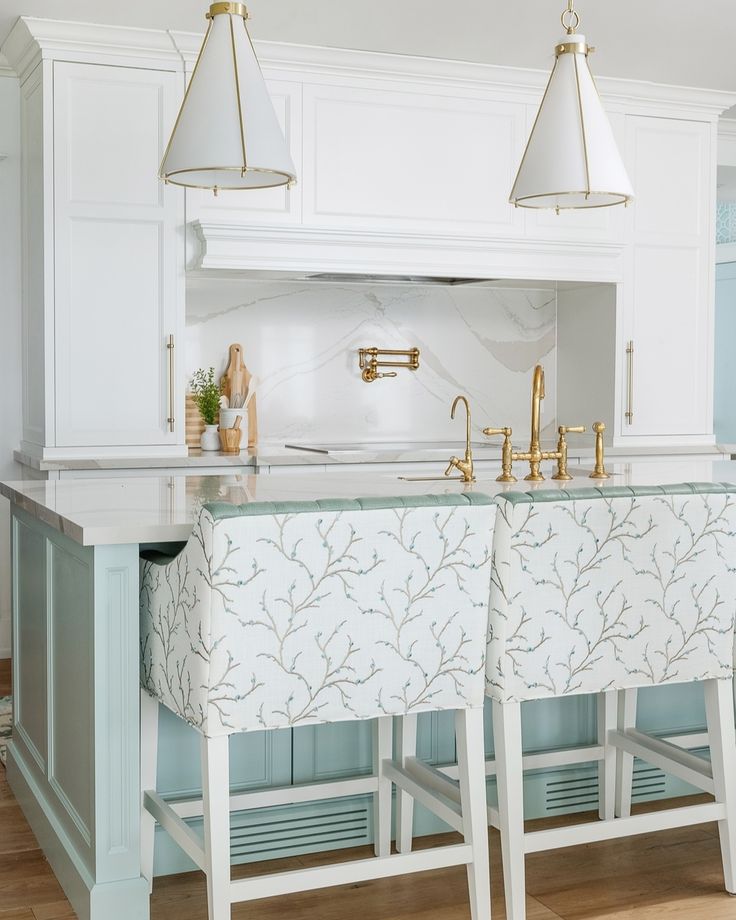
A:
[160,2,296,192]
[510,4,633,211]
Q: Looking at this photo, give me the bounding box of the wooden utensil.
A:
[220,343,258,448]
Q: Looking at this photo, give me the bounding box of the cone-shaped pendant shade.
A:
[160,2,296,190]
[510,34,633,210]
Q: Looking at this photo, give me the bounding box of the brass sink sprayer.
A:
[444,363,610,484]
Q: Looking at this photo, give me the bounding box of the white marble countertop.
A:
[13,441,729,472]
[3,458,736,547]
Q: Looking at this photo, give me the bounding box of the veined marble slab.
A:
[185,278,558,444]
[3,459,736,546]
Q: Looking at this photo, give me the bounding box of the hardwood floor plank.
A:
[0,659,11,697]
[533,852,736,919]
[0,850,67,910]
[0,909,36,920]
[31,903,77,920]
[0,804,47,855]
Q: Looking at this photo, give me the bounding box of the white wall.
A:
[185,279,558,445]
[0,73,23,658]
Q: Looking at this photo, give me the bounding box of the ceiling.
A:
[0,0,735,100]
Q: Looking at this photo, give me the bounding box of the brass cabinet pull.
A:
[625,340,634,425]
[167,334,175,433]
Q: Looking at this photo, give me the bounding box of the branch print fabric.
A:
[486,489,736,702]
[140,502,495,737]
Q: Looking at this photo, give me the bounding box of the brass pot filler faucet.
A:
[445,363,610,484]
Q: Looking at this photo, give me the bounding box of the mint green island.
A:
[1,463,730,920]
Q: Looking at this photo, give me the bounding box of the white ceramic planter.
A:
[200,424,220,451]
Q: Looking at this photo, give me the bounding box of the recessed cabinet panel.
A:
[627,245,707,436]
[187,80,302,225]
[14,516,48,769]
[53,62,183,449]
[49,542,93,844]
[627,115,708,241]
[64,73,164,208]
[303,84,525,234]
[56,219,169,445]
[292,721,373,783]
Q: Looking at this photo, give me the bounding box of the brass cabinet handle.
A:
[625,340,634,425]
[167,334,175,433]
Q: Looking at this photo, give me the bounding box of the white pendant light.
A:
[510,1,633,211]
[160,2,296,193]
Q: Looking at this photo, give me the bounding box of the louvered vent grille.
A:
[230,806,370,860]
[545,774,600,811]
[545,764,667,812]
[631,765,667,800]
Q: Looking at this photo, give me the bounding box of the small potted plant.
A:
[190,367,221,451]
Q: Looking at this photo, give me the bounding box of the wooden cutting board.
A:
[220,343,258,448]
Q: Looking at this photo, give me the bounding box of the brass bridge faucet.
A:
[445,395,475,483]
[484,364,585,482]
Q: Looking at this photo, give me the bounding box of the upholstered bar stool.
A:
[395,484,736,919]
[139,494,496,920]
[486,484,736,919]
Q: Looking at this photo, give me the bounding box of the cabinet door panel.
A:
[627,116,708,241]
[626,246,708,437]
[618,114,713,440]
[303,84,526,236]
[292,721,373,783]
[53,62,183,448]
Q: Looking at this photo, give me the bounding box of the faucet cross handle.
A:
[483,426,517,483]
[552,424,586,481]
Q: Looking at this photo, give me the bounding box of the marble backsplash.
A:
[185,279,557,445]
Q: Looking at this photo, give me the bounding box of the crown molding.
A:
[1,17,182,80]
[169,32,736,117]
[0,52,14,77]
[1,17,734,117]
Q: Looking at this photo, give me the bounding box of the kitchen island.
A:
[3,461,735,920]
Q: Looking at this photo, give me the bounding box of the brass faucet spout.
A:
[447,395,475,482]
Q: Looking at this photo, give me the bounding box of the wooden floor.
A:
[1,657,735,919]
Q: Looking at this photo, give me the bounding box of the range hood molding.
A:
[189,220,626,285]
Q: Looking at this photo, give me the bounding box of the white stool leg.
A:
[597,691,617,821]
[493,699,526,920]
[614,688,638,818]
[140,689,159,893]
[373,716,393,857]
[456,708,491,920]
[704,678,736,893]
[395,714,418,854]
[201,735,232,920]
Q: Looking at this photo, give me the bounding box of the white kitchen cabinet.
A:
[617,115,714,442]
[53,63,184,449]
[5,20,187,460]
